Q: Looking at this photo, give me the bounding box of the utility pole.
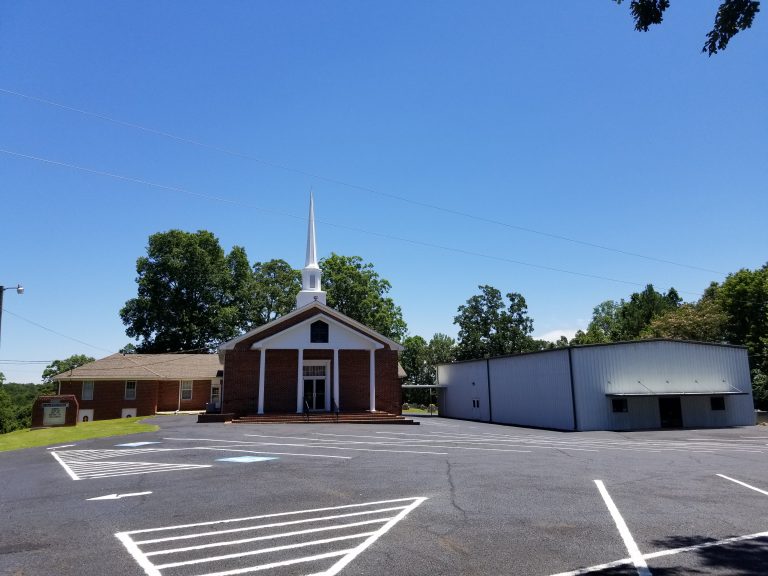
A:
[0,284,24,349]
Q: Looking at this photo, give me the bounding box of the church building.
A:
[217,194,404,417]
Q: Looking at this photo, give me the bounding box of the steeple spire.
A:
[305,191,318,268]
[296,192,327,308]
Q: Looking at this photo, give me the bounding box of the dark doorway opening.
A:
[659,397,683,428]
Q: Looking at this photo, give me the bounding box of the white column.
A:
[369,349,376,412]
[296,349,304,413]
[333,348,340,412]
[257,348,266,414]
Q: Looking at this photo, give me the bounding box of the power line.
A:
[1,308,115,354]
[0,147,702,296]
[0,86,724,275]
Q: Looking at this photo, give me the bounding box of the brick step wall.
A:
[231,411,418,425]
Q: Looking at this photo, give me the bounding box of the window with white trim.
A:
[82,380,94,401]
[125,381,137,400]
[181,380,193,401]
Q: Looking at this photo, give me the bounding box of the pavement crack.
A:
[445,460,468,521]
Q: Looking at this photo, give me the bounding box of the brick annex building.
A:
[54,195,404,421]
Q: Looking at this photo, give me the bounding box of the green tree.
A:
[320,254,407,341]
[427,333,457,370]
[120,230,246,352]
[573,300,622,344]
[401,333,456,406]
[641,297,727,341]
[454,285,535,360]
[226,246,260,331]
[716,264,768,375]
[42,354,95,385]
[252,259,302,327]
[0,386,16,434]
[616,285,681,340]
[401,336,431,387]
[615,0,760,55]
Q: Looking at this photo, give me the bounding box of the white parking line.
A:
[194,446,351,460]
[550,530,768,576]
[594,480,651,576]
[116,497,427,576]
[717,473,768,497]
[51,449,211,480]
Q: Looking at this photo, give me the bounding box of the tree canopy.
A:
[42,354,95,384]
[251,259,302,327]
[320,253,407,341]
[454,285,535,360]
[120,230,246,352]
[572,284,680,344]
[401,333,456,405]
[120,231,407,350]
[615,0,761,55]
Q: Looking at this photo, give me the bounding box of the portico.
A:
[218,193,403,418]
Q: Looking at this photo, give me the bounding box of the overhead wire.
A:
[0,147,704,297]
[0,86,724,275]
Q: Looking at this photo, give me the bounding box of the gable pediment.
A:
[218,302,403,353]
[251,313,382,350]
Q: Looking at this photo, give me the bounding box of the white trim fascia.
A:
[53,375,217,382]
[218,301,403,352]
[252,313,385,351]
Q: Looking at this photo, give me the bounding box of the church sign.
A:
[31,395,79,428]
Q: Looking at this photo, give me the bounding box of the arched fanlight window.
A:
[310,320,329,343]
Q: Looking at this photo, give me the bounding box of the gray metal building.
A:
[436,340,755,431]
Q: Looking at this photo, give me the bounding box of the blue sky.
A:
[1,2,765,383]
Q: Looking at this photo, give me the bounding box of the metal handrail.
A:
[331,399,339,423]
[303,399,311,422]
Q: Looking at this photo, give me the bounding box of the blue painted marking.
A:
[217,456,278,463]
[115,441,162,447]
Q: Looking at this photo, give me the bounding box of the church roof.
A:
[218,301,404,352]
[52,353,222,381]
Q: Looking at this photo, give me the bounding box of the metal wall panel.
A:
[488,350,574,430]
[437,361,490,422]
[571,341,754,430]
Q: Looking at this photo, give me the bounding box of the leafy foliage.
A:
[42,354,95,384]
[716,264,768,375]
[642,297,727,341]
[401,333,456,404]
[0,382,57,433]
[320,253,407,341]
[572,285,680,344]
[120,230,246,352]
[252,259,301,327]
[615,0,760,55]
[454,285,535,360]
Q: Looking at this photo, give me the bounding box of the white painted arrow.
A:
[88,491,152,501]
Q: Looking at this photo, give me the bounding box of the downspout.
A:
[486,358,493,424]
[567,347,578,431]
[177,380,182,412]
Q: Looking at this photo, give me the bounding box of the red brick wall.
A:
[376,349,402,414]
[339,350,370,411]
[157,381,179,411]
[222,350,260,416]
[222,347,401,416]
[264,350,298,413]
[58,380,158,420]
[156,380,211,411]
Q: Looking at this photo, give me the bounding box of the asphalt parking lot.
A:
[2,416,768,576]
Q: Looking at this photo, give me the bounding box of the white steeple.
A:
[296,192,327,308]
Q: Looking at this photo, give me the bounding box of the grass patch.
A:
[402,407,439,415]
[0,417,159,452]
